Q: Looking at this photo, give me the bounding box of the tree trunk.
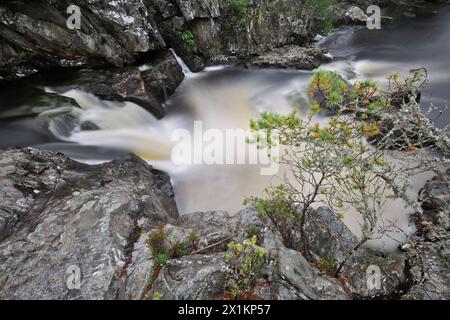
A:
[299,206,312,261]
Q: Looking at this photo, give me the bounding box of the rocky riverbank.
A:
[0,148,447,299]
[1,0,446,118]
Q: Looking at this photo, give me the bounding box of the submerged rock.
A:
[0,89,81,120]
[140,51,185,115]
[0,148,178,299]
[0,88,83,137]
[70,51,183,118]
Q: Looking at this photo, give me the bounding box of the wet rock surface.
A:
[0,148,178,299]
[400,169,450,300]
[244,46,331,70]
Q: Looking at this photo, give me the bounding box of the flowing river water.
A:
[0,4,449,252]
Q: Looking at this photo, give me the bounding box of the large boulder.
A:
[0,0,165,81]
[147,0,310,70]
[0,148,178,299]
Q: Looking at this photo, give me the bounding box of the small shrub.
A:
[148,224,167,257]
[170,240,190,258]
[224,235,266,300]
[248,226,258,237]
[249,186,299,249]
[188,230,199,250]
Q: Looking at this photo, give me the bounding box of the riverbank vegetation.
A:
[247,69,449,275]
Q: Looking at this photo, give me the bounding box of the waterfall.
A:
[169,48,192,76]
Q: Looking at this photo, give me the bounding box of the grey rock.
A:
[273,246,349,300]
[175,211,240,252]
[149,0,181,19]
[0,148,178,299]
[305,206,359,263]
[418,169,450,234]
[71,67,171,118]
[150,253,227,299]
[345,6,368,23]
[0,0,165,81]
[175,0,220,21]
[0,90,80,120]
[0,89,83,137]
[345,250,406,298]
[141,51,185,116]
[124,234,154,300]
[399,171,450,300]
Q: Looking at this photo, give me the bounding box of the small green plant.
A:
[145,225,193,299]
[224,0,252,27]
[318,258,338,274]
[181,31,196,48]
[148,225,192,260]
[224,235,266,300]
[152,291,161,300]
[148,224,167,257]
[248,186,299,249]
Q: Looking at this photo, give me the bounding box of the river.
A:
[0,3,448,252]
